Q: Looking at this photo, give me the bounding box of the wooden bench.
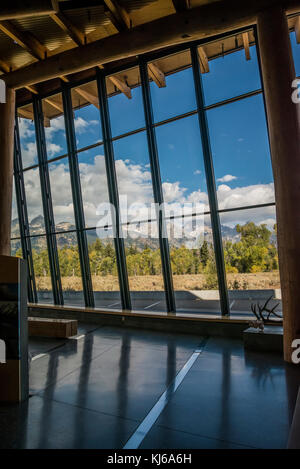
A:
[28,317,78,338]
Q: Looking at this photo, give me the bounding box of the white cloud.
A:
[217,174,238,183]
[193,169,202,175]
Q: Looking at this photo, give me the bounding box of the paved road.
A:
[36,295,282,318]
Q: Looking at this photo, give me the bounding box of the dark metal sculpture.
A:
[250,295,282,324]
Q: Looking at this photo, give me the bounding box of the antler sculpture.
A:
[250,295,282,324]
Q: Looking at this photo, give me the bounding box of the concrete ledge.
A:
[28,304,251,339]
[243,326,283,353]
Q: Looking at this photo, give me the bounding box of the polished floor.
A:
[0,325,299,449]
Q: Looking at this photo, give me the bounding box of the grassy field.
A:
[35,271,281,291]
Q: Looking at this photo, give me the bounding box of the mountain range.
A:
[11,215,239,252]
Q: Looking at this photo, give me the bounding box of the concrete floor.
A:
[0,325,298,449]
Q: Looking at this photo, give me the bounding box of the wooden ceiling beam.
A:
[0,1,58,21]
[74,87,100,109]
[172,0,190,12]
[104,0,131,31]
[3,0,300,90]
[0,20,48,60]
[109,75,131,98]
[50,10,86,46]
[242,32,251,60]
[198,46,209,73]
[0,59,11,74]
[148,62,166,87]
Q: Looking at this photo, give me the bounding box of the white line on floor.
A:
[144,301,161,310]
[230,300,235,309]
[123,341,206,449]
[107,302,121,307]
[31,353,47,361]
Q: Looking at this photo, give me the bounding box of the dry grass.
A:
[35,271,281,291]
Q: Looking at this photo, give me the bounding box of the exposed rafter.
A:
[104,0,131,31]
[148,62,166,87]
[50,10,86,46]
[44,97,64,113]
[18,106,50,127]
[109,75,132,98]
[0,20,47,60]
[172,0,190,12]
[295,15,300,43]
[0,58,11,74]
[74,87,100,108]
[198,46,209,73]
[242,32,251,60]
[0,1,58,21]
[3,0,300,90]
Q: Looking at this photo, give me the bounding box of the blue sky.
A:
[16,33,299,232]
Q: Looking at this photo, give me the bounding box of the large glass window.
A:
[13,29,281,317]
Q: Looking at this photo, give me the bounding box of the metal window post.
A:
[139,59,176,313]
[62,86,94,307]
[33,96,64,305]
[190,45,230,317]
[96,70,132,310]
[14,118,37,303]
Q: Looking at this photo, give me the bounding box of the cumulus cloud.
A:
[20,140,276,238]
[217,174,238,183]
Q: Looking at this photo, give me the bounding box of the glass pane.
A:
[168,214,221,314]
[207,94,274,210]
[11,239,22,257]
[113,131,155,220]
[107,66,145,137]
[56,233,84,306]
[31,235,53,304]
[11,182,20,238]
[48,157,76,231]
[149,50,196,123]
[155,115,208,211]
[220,206,281,317]
[17,104,38,168]
[201,32,261,106]
[23,168,45,234]
[71,81,102,150]
[124,224,166,312]
[42,93,67,159]
[77,145,110,228]
[290,28,300,77]
[87,233,121,310]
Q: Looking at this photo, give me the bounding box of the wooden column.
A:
[257,6,300,363]
[0,86,16,256]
